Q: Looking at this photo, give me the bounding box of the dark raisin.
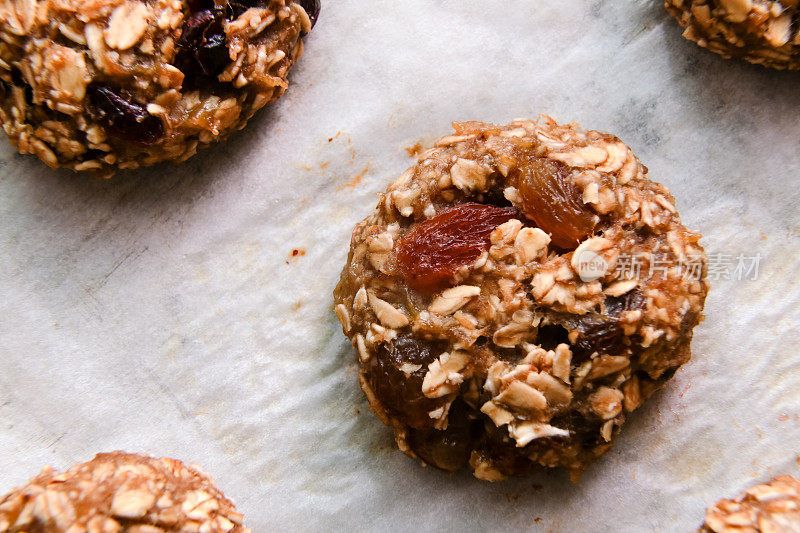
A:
[475,187,513,208]
[659,367,677,382]
[570,322,626,364]
[175,8,229,85]
[86,84,164,145]
[82,148,107,161]
[367,336,451,429]
[227,0,262,19]
[9,68,34,105]
[186,0,216,13]
[536,324,571,351]
[470,425,531,476]
[298,0,320,32]
[178,0,316,84]
[550,411,602,448]
[406,400,474,472]
[604,289,644,318]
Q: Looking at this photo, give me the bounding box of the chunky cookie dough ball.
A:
[699,475,800,532]
[0,0,319,176]
[666,0,800,70]
[334,117,709,481]
[0,451,249,532]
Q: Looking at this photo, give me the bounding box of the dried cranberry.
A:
[397,203,521,293]
[175,8,229,84]
[515,158,597,250]
[368,336,450,429]
[86,84,164,145]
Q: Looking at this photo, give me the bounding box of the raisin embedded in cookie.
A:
[334,117,709,481]
[666,0,800,70]
[699,475,800,532]
[0,451,249,532]
[0,0,320,176]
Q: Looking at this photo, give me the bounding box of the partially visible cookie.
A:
[699,475,800,532]
[666,0,800,70]
[0,0,319,176]
[0,451,249,532]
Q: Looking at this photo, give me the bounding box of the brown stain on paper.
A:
[405,142,423,157]
[286,248,306,264]
[337,165,370,192]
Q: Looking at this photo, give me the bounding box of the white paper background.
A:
[1,1,800,531]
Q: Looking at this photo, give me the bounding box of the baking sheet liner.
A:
[1,0,800,530]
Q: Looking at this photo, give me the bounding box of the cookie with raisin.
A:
[0,0,319,176]
[334,117,709,481]
[666,0,800,70]
[0,451,249,532]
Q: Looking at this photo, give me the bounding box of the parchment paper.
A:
[2,1,800,530]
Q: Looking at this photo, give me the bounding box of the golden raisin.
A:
[515,158,597,249]
[396,203,520,293]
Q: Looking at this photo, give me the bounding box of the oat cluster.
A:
[0,452,249,532]
[334,117,709,480]
[0,0,315,176]
[699,475,800,532]
[666,0,800,69]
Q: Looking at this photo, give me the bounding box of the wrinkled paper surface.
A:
[2,1,800,530]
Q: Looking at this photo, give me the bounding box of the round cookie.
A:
[666,0,800,70]
[334,117,709,481]
[699,475,800,532]
[0,0,319,176]
[0,451,249,532]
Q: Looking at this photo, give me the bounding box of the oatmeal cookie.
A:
[0,451,249,532]
[699,475,800,532]
[666,0,800,70]
[0,0,319,176]
[333,117,708,481]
